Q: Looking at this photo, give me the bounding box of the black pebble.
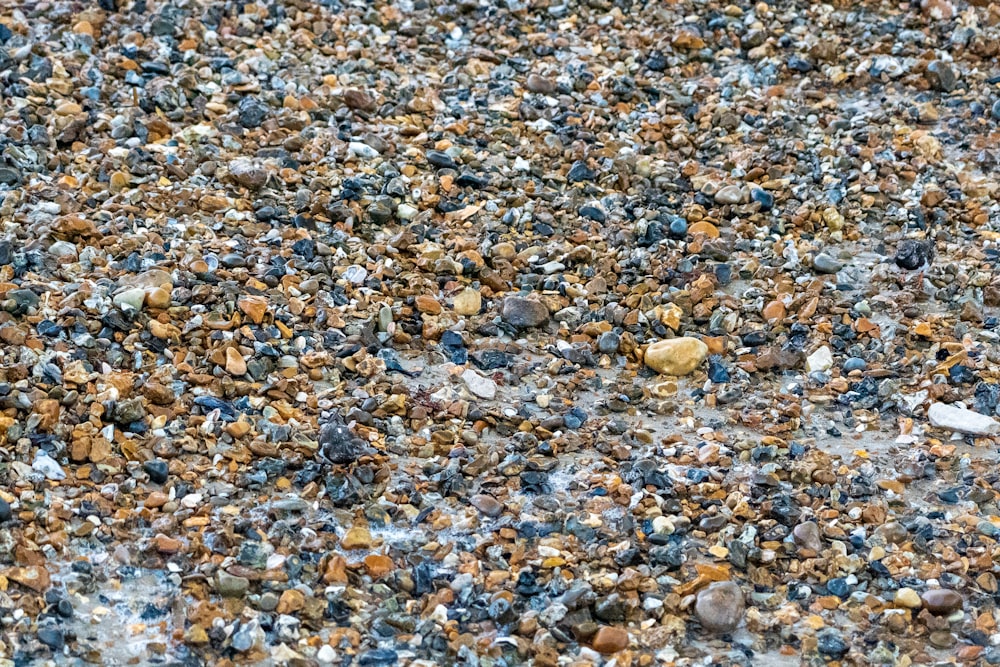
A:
[143,459,169,484]
[894,239,930,270]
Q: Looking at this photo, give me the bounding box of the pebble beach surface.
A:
[1,0,1000,665]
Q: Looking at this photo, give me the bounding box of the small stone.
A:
[591,626,629,654]
[792,521,823,552]
[453,288,482,316]
[843,357,867,372]
[812,253,843,274]
[751,188,774,211]
[470,494,503,517]
[644,337,709,376]
[895,239,930,270]
[363,554,394,578]
[415,295,442,315]
[806,346,834,373]
[143,459,169,484]
[921,589,963,615]
[714,185,744,205]
[341,524,373,550]
[238,295,268,324]
[579,202,606,223]
[526,73,556,94]
[0,497,10,522]
[597,331,620,354]
[426,150,457,169]
[694,581,745,633]
[317,645,337,664]
[462,369,497,400]
[37,627,64,650]
[343,88,376,111]
[228,158,268,189]
[501,297,549,329]
[226,348,247,376]
[927,402,1000,436]
[925,60,957,92]
[319,418,366,464]
[114,287,146,311]
[216,571,250,598]
[154,534,183,553]
[895,587,922,608]
[5,565,50,592]
[276,589,305,614]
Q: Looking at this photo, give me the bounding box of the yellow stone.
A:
[238,295,268,324]
[644,337,709,376]
[341,525,372,550]
[452,288,482,316]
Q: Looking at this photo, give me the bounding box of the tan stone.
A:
[276,589,305,614]
[591,626,629,654]
[238,295,268,324]
[225,348,247,376]
[341,524,373,550]
[5,565,50,592]
[644,338,709,376]
[415,295,442,315]
[452,288,482,316]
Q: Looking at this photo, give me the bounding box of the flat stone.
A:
[462,369,497,400]
[806,346,834,373]
[226,348,247,376]
[470,494,503,517]
[4,565,50,592]
[216,571,250,598]
[927,402,1000,436]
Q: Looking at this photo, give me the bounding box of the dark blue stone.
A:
[751,188,774,211]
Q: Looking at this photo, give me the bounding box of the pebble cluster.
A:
[1,0,1000,665]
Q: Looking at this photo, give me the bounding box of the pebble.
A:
[143,459,169,484]
[462,369,498,400]
[921,589,963,615]
[694,582,745,633]
[453,288,482,316]
[927,402,1000,435]
[591,626,629,654]
[812,253,844,274]
[597,331,621,355]
[792,521,823,552]
[216,571,250,598]
[470,494,503,518]
[895,587,922,608]
[644,338,709,376]
[501,297,549,329]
